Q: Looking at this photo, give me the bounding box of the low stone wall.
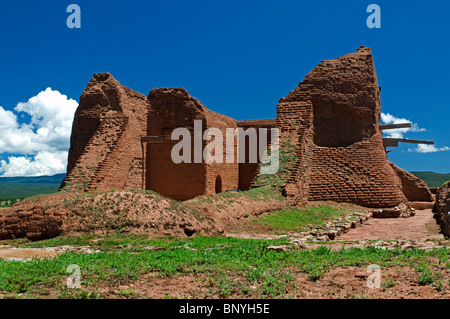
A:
[0,205,66,241]
[434,183,450,237]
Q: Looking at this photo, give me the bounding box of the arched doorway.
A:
[215,175,222,194]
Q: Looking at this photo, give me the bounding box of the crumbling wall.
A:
[61,48,426,207]
[0,205,66,241]
[390,163,434,202]
[280,46,406,208]
[61,73,149,192]
[434,183,450,237]
[277,101,314,205]
[308,134,405,207]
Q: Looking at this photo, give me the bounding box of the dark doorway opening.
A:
[215,175,222,194]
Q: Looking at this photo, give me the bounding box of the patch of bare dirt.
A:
[339,209,444,241]
[95,266,449,299]
[0,248,57,260]
[295,266,449,299]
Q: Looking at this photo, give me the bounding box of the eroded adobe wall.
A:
[390,163,434,202]
[61,73,149,192]
[0,205,66,241]
[277,101,314,205]
[434,183,450,237]
[146,88,239,200]
[308,134,405,207]
[280,47,406,208]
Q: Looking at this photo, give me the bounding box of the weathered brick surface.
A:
[434,183,450,237]
[390,163,433,202]
[0,205,66,241]
[279,47,406,207]
[278,101,315,204]
[61,73,149,192]
[146,88,239,200]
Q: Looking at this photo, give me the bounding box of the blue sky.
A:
[0,0,449,175]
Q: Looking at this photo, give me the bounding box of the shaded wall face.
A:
[146,137,207,201]
[307,52,381,147]
[236,120,278,191]
[66,113,100,173]
[312,100,379,147]
[146,88,239,200]
[146,126,240,200]
[146,112,208,200]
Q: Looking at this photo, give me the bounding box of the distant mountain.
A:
[0,174,65,198]
[0,172,448,198]
[411,172,450,188]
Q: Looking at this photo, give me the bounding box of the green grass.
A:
[253,206,348,233]
[242,186,284,202]
[254,137,298,188]
[0,197,26,208]
[1,234,448,298]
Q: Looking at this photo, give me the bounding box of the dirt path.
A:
[338,209,443,241]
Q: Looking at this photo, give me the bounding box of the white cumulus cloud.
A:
[381,113,449,154]
[408,144,450,154]
[0,88,78,177]
[381,113,426,139]
[0,151,68,177]
[382,113,449,153]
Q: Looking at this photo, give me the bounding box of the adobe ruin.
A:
[61,46,433,208]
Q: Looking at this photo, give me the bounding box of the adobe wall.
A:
[280,47,406,208]
[277,101,314,204]
[390,163,434,202]
[61,73,149,192]
[62,48,428,208]
[0,205,66,241]
[146,88,239,200]
[434,183,450,237]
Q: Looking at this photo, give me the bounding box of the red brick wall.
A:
[308,134,405,207]
[434,183,450,237]
[279,47,407,208]
[61,73,149,192]
[0,205,66,241]
[146,88,239,200]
